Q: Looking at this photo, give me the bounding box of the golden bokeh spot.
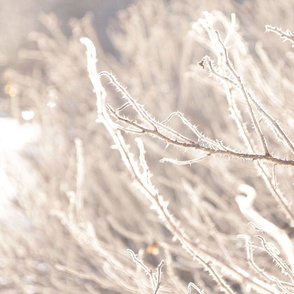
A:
[4,83,18,98]
[146,241,160,256]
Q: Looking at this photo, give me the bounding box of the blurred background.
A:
[0,0,135,66]
[1,0,294,293]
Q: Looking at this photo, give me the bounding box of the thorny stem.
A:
[110,105,294,166]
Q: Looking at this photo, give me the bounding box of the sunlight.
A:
[0,117,40,206]
[0,117,40,151]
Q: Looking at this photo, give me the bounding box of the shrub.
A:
[1,1,294,293]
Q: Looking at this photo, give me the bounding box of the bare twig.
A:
[266,26,294,47]
[127,249,164,294]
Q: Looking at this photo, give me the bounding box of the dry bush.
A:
[1,0,294,293]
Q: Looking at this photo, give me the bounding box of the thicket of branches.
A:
[1,1,294,293]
